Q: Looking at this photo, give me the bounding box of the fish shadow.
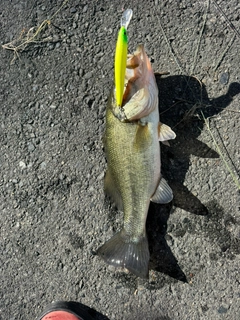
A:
[146,75,240,283]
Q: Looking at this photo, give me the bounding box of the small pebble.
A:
[48,44,54,50]
[97,171,105,181]
[219,72,229,85]
[70,7,77,13]
[27,142,35,152]
[19,161,26,169]
[83,5,88,13]
[32,85,38,92]
[218,306,228,314]
[39,162,46,170]
[84,72,92,80]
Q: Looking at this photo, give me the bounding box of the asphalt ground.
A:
[0,1,240,319]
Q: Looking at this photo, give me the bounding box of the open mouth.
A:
[122,45,145,106]
[113,45,158,122]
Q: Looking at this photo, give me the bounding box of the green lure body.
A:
[114,26,128,107]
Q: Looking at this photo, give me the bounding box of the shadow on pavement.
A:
[146,75,240,283]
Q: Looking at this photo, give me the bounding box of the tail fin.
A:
[97,229,149,278]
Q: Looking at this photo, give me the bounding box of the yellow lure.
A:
[114,26,128,107]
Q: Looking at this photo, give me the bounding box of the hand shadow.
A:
[146,75,240,284]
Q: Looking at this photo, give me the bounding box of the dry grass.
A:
[2,0,69,64]
[202,112,240,190]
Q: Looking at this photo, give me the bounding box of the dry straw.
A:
[2,0,69,63]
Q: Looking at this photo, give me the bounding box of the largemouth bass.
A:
[97,44,176,278]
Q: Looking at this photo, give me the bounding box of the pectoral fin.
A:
[104,169,123,211]
[151,177,173,204]
[158,122,176,142]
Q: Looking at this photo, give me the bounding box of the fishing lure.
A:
[114,9,133,107]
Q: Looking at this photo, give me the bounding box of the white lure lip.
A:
[121,9,133,29]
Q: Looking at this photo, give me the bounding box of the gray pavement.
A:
[0,1,240,319]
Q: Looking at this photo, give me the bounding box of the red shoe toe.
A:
[42,310,82,320]
[37,301,94,320]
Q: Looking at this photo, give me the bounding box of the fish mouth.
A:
[114,44,158,121]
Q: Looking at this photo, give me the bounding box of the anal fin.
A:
[151,177,173,204]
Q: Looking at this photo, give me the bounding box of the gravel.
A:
[0,1,240,319]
